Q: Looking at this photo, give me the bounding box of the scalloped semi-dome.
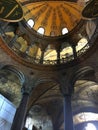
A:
[22,0,84,36]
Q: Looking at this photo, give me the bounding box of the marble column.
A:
[72,44,77,59]
[56,49,60,64]
[39,50,45,64]
[59,73,75,130]
[11,90,29,130]
[63,95,74,130]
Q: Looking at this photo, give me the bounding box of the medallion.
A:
[0,0,23,22]
[82,0,98,19]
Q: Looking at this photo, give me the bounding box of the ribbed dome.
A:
[22,0,84,36]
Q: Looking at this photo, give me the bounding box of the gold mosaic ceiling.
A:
[20,0,85,36]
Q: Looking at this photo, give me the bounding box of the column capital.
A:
[21,85,31,95]
[21,76,37,95]
[58,73,74,97]
[58,66,95,97]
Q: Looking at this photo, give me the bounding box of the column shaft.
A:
[64,95,74,130]
[11,93,29,130]
[39,50,44,64]
[72,45,77,59]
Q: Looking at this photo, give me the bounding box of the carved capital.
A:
[57,66,95,97]
[58,72,74,96]
[21,76,37,95]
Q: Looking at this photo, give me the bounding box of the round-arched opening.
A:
[25,105,53,130]
[27,19,35,28]
[62,27,68,35]
[37,27,45,35]
[0,65,25,107]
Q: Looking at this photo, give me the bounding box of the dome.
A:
[22,0,83,36]
[0,0,97,69]
[1,1,98,130]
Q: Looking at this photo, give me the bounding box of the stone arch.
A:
[70,66,97,112]
[71,66,98,129]
[0,64,26,106]
[71,66,96,88]
[0,64,25,84]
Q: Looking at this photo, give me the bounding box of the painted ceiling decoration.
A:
[0,0,23,22]
[22,0,83,36]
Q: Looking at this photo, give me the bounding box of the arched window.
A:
[37,27,45,35]
[44,49,57,61]
[27,19,34,28]
[62,27,68,35]
[76,37,88,51]
[60,46,73,59]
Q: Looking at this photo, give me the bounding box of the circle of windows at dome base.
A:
[27,19,68,36]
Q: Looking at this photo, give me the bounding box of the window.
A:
[76,37,88,51]
[27,19,34,28]
[62,28,68,35]
[25,117,33,130]
[37,27,45,35]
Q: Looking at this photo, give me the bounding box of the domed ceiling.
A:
[1,1,98,130]
[22,0,84,36]
[0,0,97,68]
